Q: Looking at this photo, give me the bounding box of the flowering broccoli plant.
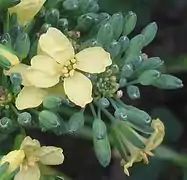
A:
[0,0,183,179]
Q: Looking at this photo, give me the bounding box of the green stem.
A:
[10,104,20,116]
[97,108,101,120]
[126,79,139,86]
[109,98,119,110]
[89,103,97,119]
[114,97,129,109]
[100,107,116,123]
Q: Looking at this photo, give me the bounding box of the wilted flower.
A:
[8,0,46,26]
[0,136,64,180]
[113,118,165,176]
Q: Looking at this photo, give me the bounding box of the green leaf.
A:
[123,11,137,36]
[153,74,183,89]
[138,70,161,85]
[92,118,107,140]
[109,12,124,39]
[127,85,140,100]
[68,111,85,133]
[93,136,111,167]
[97,23,113,46]
[15,32,30,60]
[0,0,20,9]
[141,22,158,47]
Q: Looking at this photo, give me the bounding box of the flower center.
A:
[61,59,77,78]
[27,156,39,167]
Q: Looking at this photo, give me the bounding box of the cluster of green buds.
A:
[0,0,183,179]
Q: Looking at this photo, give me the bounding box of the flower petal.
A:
[0,150,25,173]
[64,71,93,107]
[15,86,48,110]
[14,164,40,180]
[8,0,46,26]
[5,64,31,86]
[38,28,75,65]
[47,83,65,98]
[26,69,60,88]
[75,47,112,73]
[0,44,19,66]
[30,55,61,75]
[34,146,64,165]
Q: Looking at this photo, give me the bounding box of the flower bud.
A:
[43,95,62,109]
[39,110,61,131]
[92,118,107,140]
[17,112,32,127]
[0,117,13,131]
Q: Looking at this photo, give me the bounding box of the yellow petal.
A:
[38,27,75,65]
[34,146,64,165]
[26,68,60,88]
[15,86,48,110]
[47,83,65,98]
[14,164,40,180]
[64,71,93,107]
[75,47,112,73]
[0,44,19,66]
[8,0,46,26]
[0,150,25,173]
[30,55,61,76]
[5,64,31,86]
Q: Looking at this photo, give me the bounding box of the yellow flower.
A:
[0,150,25,173]
[0,44,19,66]
[16,27,112,108]
[8,0,46,26]
[0,136,64,180]
[6,63,65,110]
[121,119,165,176]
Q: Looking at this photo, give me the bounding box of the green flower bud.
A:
[40,23,52,34]
[153,74,183,89]
[126,34,144,56]
[119,78,127,87]
[63,0,79,10]
[141,22,158,47]
[10,73,22,86]
[0,117,13,131]
[127,85,140,100]
[114,108,128,121]
[15,32,30,60]
[58,18,69,32]
[127,107,151,125]
[92,118,107,140]
[77,14,95,32]
[17,112,32,127]
[43,95,62,109]
[45,8,60,26]
[118,36,130,54]
[121,63,133,78]
[93,136,111,167]
[68,110,85,133]
[111,64,119,74]
[39,110,61,131]
[138,70,161,86]
[1,33,12,48]
[87,1,99,13]
[123,11,137,36]
[97,98,110,108]
[97,23,113,46]
[109,12,124,39]
[134,57,163,76]
[106,40,121,59]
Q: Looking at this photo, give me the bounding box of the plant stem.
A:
[89,103,97,119]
